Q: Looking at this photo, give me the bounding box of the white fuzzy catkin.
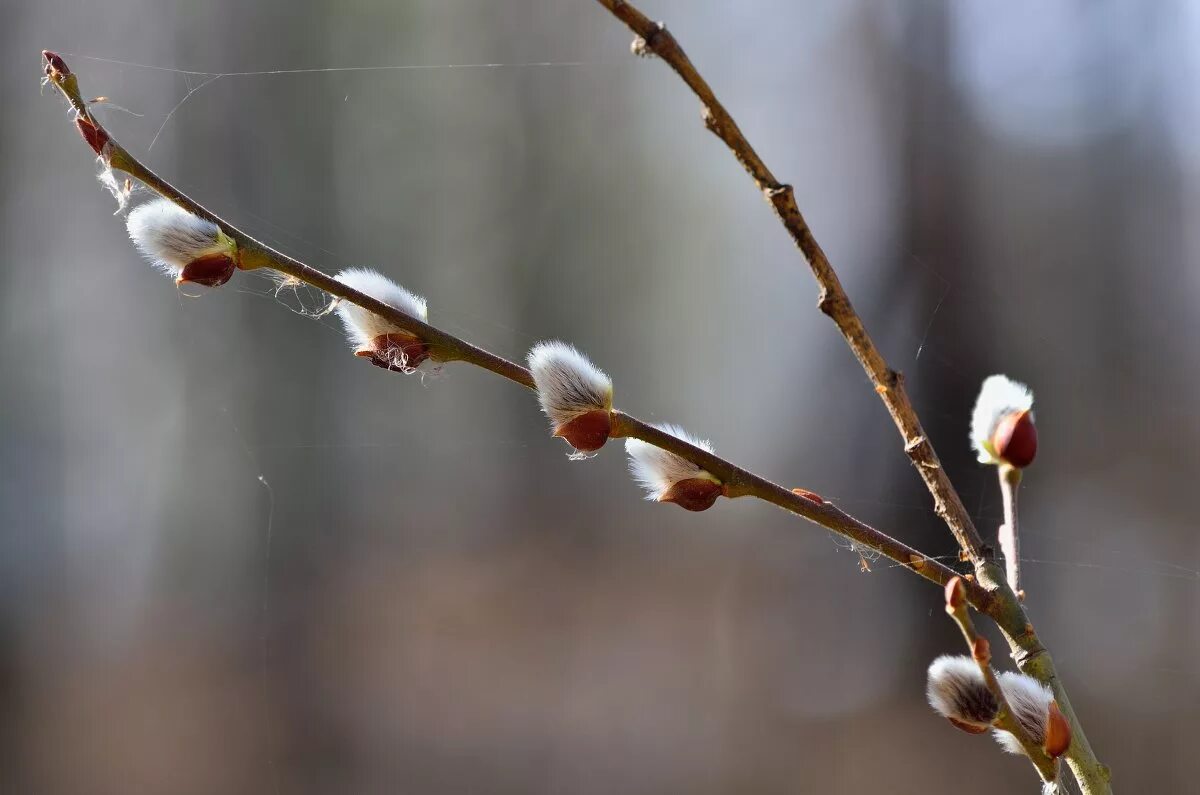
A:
[925,655,999,729]
[333,268,429,351]
[126,198,229,279]
[993,670,1055,755]
[625,424,719,501]
[527,341,613,429]
[970,374,1034,464]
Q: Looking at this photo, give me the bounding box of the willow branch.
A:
[597,0,987,566]
[586,6,1111,793]
[42,51,988,608]
[945,578,1058,783]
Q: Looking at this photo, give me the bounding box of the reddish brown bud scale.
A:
[946,716,991,735]
[791,488,825,504]
[660,478,723,512]
[553,409,611,452]
[75,116,109,156]
[177,252,238,287]
[356,333,429,370]
[42,50,70,78]
[992,409,1037,468]
[1044,701,1072,758]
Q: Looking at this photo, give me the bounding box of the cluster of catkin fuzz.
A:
[120,206,723,508]
[525,342,725,509]
[333,268,430,371]
[971,374,1037,470]
[926,654,1071,763]
[126,198,241,287]
[921,375,1066,783]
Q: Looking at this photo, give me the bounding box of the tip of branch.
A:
[42,50,70,78]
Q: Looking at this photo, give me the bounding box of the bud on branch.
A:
[527,341,613,455]
[625,424,725,511]
[333,268,430,371]
[126,198,241,287]
[971,374,1037,469]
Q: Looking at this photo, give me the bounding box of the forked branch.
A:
[596,0,988,567]
[590,3,1109,792]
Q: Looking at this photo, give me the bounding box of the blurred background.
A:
[3,1,1197,792]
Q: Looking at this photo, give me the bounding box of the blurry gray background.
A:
[3,1,1198,792]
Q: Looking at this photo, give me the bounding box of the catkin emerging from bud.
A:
[926,655,1000,733]
[994,671,1071,758]
[625,424,724,511]
[970,374,1037,468]
[527,341,613,454]
[334,268,430,371]
[126,199,240,287]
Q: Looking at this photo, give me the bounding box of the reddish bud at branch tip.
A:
[992,409,1037,468]
[42,50,70,77]
[553,409,612,453]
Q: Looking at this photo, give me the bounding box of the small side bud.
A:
[970,374,1037,468]
[333,268,430,371]
[971,636,992,665]
[926,655,1000,733]
[527,341,614,454]
[625,424,724,511]
[791,488,826,504]
[944,576,967,611]
[126,198,239,287]
[992,671,1059,757]
[75,116,110,157]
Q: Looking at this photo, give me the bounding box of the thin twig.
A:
[998,465,1024,598]
[41,51,983,605]
[585,6,1110,792]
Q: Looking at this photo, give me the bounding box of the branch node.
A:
[630,20,667,57]
[816,289,836,317]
